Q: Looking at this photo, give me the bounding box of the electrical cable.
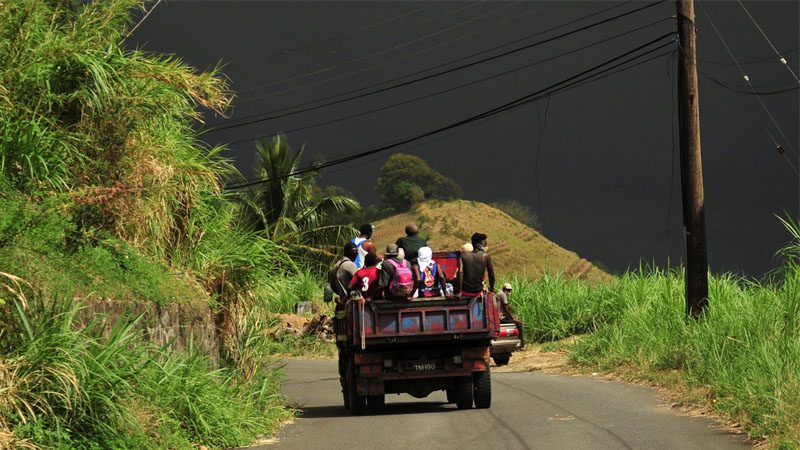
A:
[697,46,799,66]
[666,51,678,261]
[228,4,433,68]
[735,0,800,84]
[533,96,551,231]
[126,0,162,40]
[318,49,678,180]
[236,0,508,94]
[235,1,557,90]
[223,33,676,190]
[206,1,665,134]
[699,71,799,95]
[698,1,799,163]
[319,49,676,180]
[205,0,639,129]
[229,17,673,143]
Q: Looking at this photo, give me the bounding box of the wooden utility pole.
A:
[676,0,709,317]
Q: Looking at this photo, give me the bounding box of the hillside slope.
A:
[372,200,612,283]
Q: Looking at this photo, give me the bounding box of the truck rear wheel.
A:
[492,354,510,366]
[445,389,456,404]
[367,394,385,413]
[473,368,491,409]
[455,377,474,410]
[346,362,366,415]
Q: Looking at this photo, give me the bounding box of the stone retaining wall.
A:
[77,298,220,364]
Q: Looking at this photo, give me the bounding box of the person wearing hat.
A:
[496,282,524,348]
[378,244,412,300]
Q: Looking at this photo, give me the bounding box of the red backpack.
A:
[386,258,413,298]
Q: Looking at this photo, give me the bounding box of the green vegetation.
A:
[372,200,612,282]
[0,276,291,449]
[491,199,541,232]
[0,2,348,448]
[236,134,360,270]
[509,220,800,447]
[374,153,462,215]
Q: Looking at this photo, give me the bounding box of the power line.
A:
[735,0,800,84]
[235,1,555,91]
[126,0,163,40]
[232,2,510,86]
[697,46,799,66]
[226,17,673,145]
[318,49,678,180]
[228,5,433,68]
[698,1,799,161]
[207,1,637,130]
[700,71,799,95]
[206,1,665,134]
[224,33,676,190]
[236,0,509,95]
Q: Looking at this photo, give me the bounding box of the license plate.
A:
[413,363,437,371]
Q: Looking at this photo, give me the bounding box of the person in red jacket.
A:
[348,252,380,299]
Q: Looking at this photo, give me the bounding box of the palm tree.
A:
[237,134,360,263]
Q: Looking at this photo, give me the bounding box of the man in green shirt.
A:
[396,223,427,264]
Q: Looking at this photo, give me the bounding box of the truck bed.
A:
[348,295,498,347]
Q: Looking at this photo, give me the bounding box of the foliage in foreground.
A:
[0,276,291,449]
[510,234,800,447]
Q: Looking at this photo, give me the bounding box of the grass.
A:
[0,275,292,449]
[372,200,612,282]
[0,194,206,305]
[508,266,800,447]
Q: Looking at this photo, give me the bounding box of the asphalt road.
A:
[255,359,750,450]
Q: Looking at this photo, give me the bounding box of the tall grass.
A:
[0,274,291,449]
[508,224,800,446]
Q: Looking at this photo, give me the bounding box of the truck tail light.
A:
[508,328,518,336]
[499,329,507,337]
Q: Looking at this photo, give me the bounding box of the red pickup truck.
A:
[334,251,501,415]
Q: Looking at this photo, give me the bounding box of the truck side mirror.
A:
[323,285,334,303]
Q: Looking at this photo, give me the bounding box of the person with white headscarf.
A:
[412,247,450,298]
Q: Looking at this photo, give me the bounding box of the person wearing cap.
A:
[496,282,524,347]
[351,223,378,269]
[458,232,495,297]
[396,223,427,264]
[378,244,410,300]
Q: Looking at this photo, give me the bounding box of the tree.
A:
[492,199,541,231]
[237,135,360,262]
[374,154,462,214]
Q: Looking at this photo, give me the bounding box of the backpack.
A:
[328,258,348,297]
[386,258,413,298]
[419,263,440,297]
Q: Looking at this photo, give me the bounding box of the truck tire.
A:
[473,368,491,409]
[445,389,456,404]
[493,354,510,366]
[455,377,474,410]
[346,363,366,415]
[367,394,385,413]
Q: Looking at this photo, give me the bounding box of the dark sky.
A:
[130,1,799,277]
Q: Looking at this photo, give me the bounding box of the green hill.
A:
[372,200,612,283]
